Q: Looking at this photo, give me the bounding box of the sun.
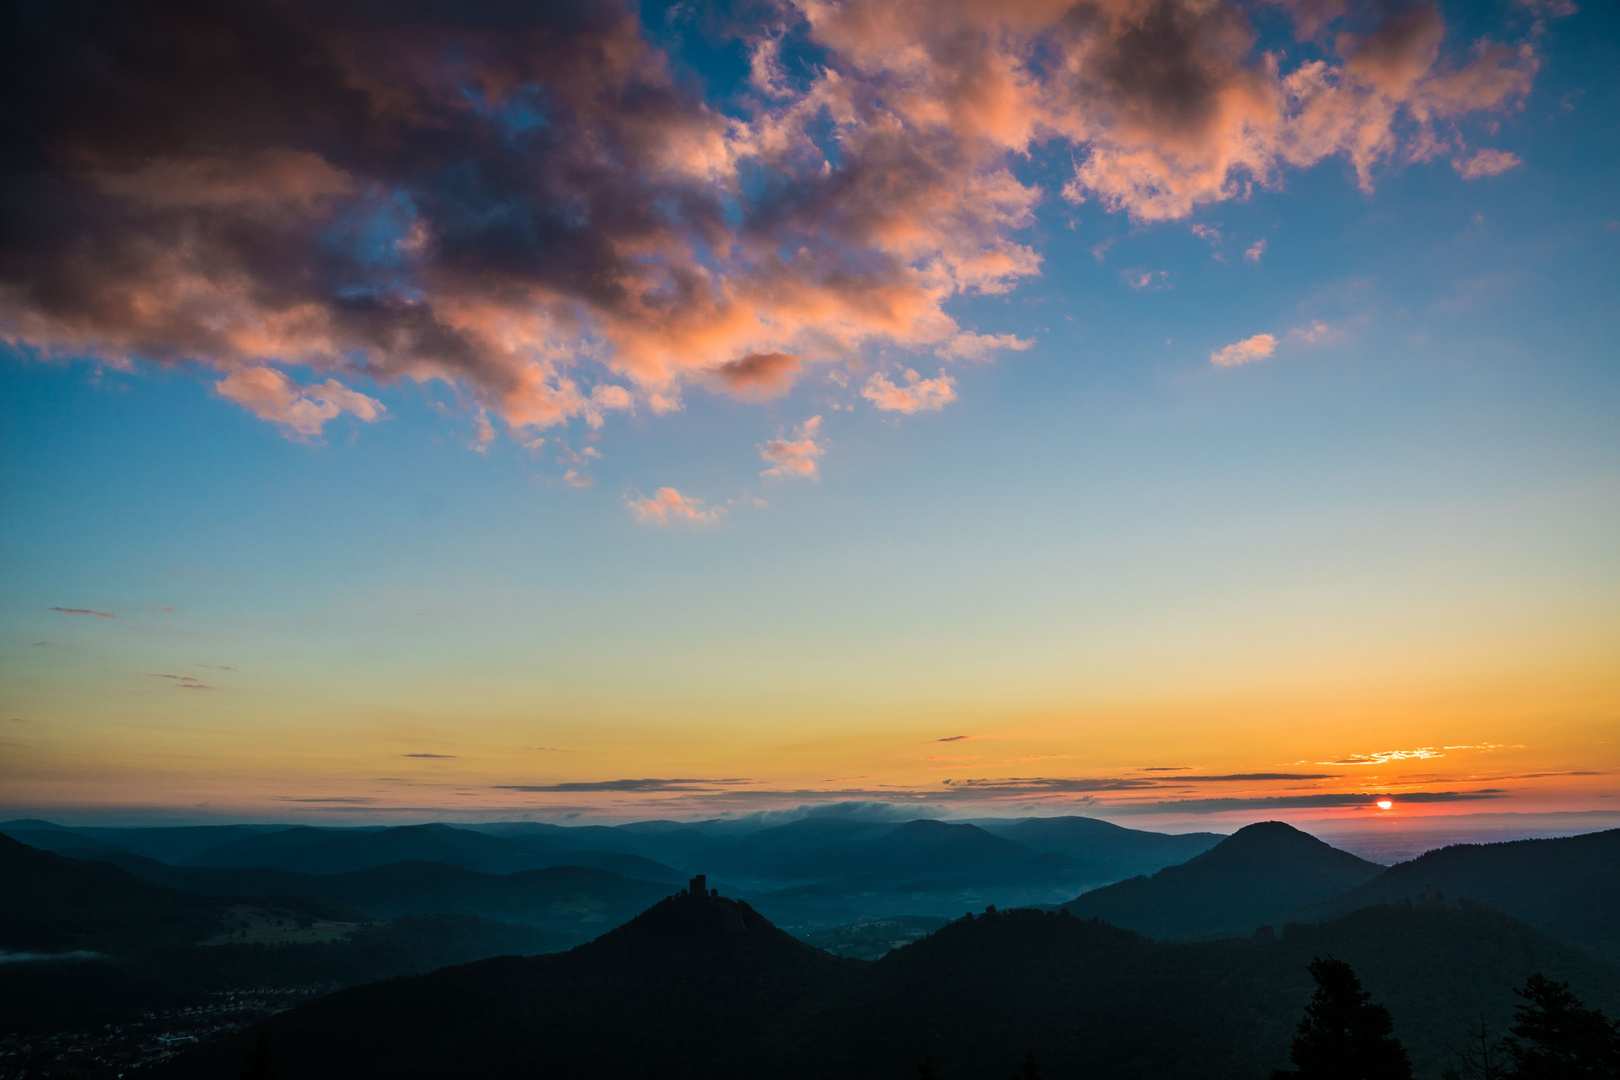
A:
[1376,799,1394,810]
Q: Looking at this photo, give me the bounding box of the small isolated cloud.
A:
[216,367,383,439]
[1453,148,1522,179]
[275,796,380,804]
[49,607,114,618]
[1190,224,1222,246]
[862,370,956,413]
[496,778,751,792]
[936,736,970,742]
[1142,766,1189,771]
[563,469,593,488]
[944,332,1033,362]
[1121,268,1169,291]
[151,673,210,689]
[1244,239,1267,262]
[760,416,825,481]
[627,487,722,525]
[708,352,802,400]
[1210,333,1277,368]
[404,753,456,759]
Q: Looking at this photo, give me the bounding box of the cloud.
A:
[1121,269,1169,291]
[936,736,970,742]
[1142,766,1189,771]
[862,370,956,413]
[938,777,1161,794]
[1453,148,1523,179]
[759,416,826,480]
[403,753,457,759]
[1172,773,1339,782]
[563,469,594,488]
[495,778,751,792]
[1321,747,1446,765]
[627,487,722,525]
[48,607,114,618]
[1210,333,1278,367]
[216,368,383,439]
[0,0,1541,453]
[150,673,210,689]
[1109,790,1506,814]
[1288,320,1338,344]
[1244,239,1267,262]
[709,352,803,400]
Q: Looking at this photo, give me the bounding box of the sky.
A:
[1,0,1616,834]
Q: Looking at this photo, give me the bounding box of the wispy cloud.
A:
[495,778,753,793]
[151,673,211,689]
[627,487,722,526]
[1244,239,1266,262]
[1110,790,1507,814]
[403,753,457,759]
[1453,148,1522,180]
[49,607,114,618]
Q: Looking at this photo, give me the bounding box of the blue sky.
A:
[1,0,1616,826]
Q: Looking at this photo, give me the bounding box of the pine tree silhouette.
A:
[241,1030,277,1080]
[1271,956,1412,1080]
[1501,974,1620,1079]
[1015,1048,1041,1080]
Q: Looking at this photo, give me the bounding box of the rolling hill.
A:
[157,882,1620,1080]
[1297,829,1620,958]
[1062,821,1383,939]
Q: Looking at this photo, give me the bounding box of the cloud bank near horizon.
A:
[0,0,1548,447]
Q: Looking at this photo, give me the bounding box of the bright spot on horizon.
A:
[1377,800,1394,810]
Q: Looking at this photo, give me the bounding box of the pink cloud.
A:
[627,487,722,525]
[1245,239,1267,262]
[1210,333,1278,367]
[215,367,382,439]
[862,370,957,413]
[0,0,1545,451]
[1452,148,1522,179]
[760,416,826,480]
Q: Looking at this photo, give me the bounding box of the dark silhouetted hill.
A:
[1297,829,1620,958]
[156,891,1620,1080]
[1062,821,1382,938]
[0,836,571,1035]
[161,884,853,1080]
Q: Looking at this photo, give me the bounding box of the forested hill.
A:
[1061,821,1382,938]
[160,888,1620,1080]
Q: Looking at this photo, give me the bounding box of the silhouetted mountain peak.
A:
[1195,821,1377,870]
[584,874,827,964]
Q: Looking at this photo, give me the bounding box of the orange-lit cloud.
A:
[627,487,722,525]
[215,368,383,439]
[0,0,1551,442]
[760,416,826,480]
[1453,148,1523,179]
[1210,333,1278,367]
[863,369,957,413]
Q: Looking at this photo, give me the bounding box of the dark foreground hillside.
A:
[163,889,1620,1080]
